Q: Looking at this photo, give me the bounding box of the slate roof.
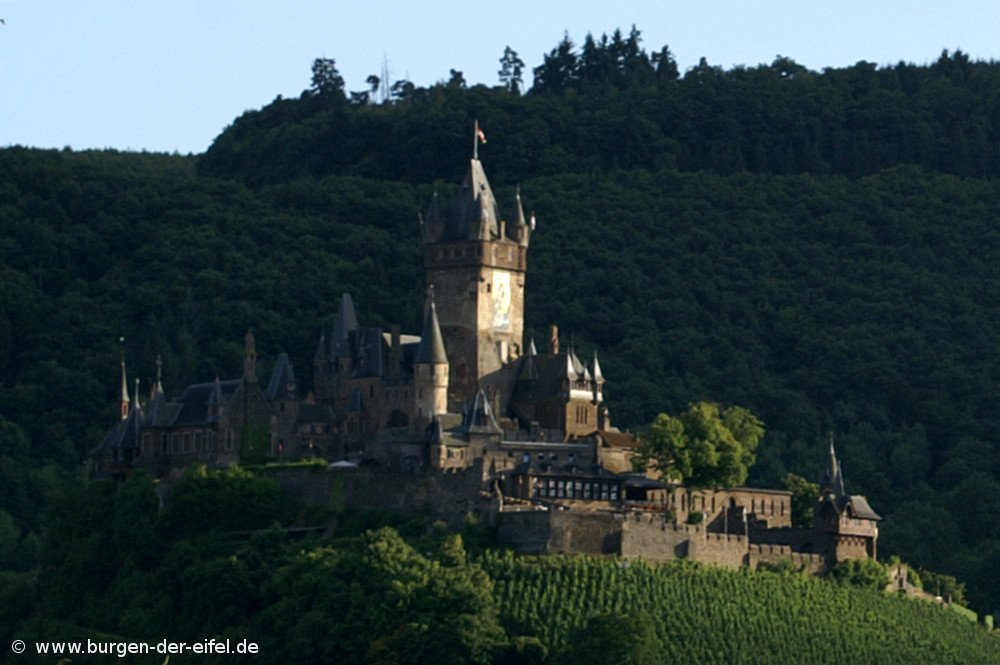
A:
[172,379,241,427]
[266,352,297,401]
[597,430,639,449]
[414,298,448,365]
[143,384,179,428]
[827,494,882,521]
[352,328,385,379]
[296,402,341,426]
[512,351,592,400]
[446,159,502,241]
[90,405,143,456]
[455,387,503,435]
[330,293,359,360]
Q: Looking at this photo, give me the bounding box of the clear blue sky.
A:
[2,0,998,155]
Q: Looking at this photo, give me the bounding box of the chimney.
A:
[548,325,559,355]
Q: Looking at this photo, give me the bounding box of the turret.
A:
[413,290,449,424]
[119,356,130,421]
[592,351,604,404]
[821,436,839,494]
[332,293,359,376]
[422,190,443,245]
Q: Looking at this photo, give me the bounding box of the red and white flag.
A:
[477,125,487,144]
[530,212,536,230]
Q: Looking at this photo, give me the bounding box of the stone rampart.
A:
[499,510,621,555]
[270,464,486,526]
[620,513,692,562]
[748,543,826,573]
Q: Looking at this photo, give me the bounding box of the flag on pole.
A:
[530,211,536,230]
[477,125,487,144]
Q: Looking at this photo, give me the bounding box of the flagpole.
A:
[474,119,479,160]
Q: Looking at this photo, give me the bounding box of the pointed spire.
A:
[510,184,530,247]
[592,350,604,383]
[154,355,164,395]
[833,463,846,498]
[460,385,502,435]
[569,346,588,379]
[518,341,539,383]
[823,434,840,491]
[145,356,168,427]
[415,289,448,365]
[266,352,297,401]
[314,326,328,364]
[563,351,579,381]
[332,293,359,358]
[448,158,501,241]
[119,355,130,421]
[591,350,605,405]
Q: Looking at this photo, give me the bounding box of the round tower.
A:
[413,292,449,426]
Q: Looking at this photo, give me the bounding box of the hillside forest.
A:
[3,27,1000,621]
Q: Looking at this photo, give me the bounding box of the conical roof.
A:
[823,438,839,489]
[119,357,130,413]
[415,297,448,365]
[457,387,503,435]
[331,293,359,358]
[447,159,502,241]
[592,351,605,383]
[833,463,846,498]
[314,327,328,364]
[512,185,528,230]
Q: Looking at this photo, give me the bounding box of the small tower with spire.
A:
[592,351,605,405]
[413,288,450,430]
[119,355,131,421]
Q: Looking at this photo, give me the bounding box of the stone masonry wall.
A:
[499,510,621,555]
[270,464,486,527]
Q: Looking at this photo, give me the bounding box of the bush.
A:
[829,558,889,592]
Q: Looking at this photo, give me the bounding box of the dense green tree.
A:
[830,558,891,592]
[561,612,662,665]
[782,473,820,527]
[498,46,525,94]
[639,402,764,488]
[310,57,345,97]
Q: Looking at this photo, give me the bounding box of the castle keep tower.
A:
[422,147,530,406]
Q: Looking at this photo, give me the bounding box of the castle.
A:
[89,134,879,570]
